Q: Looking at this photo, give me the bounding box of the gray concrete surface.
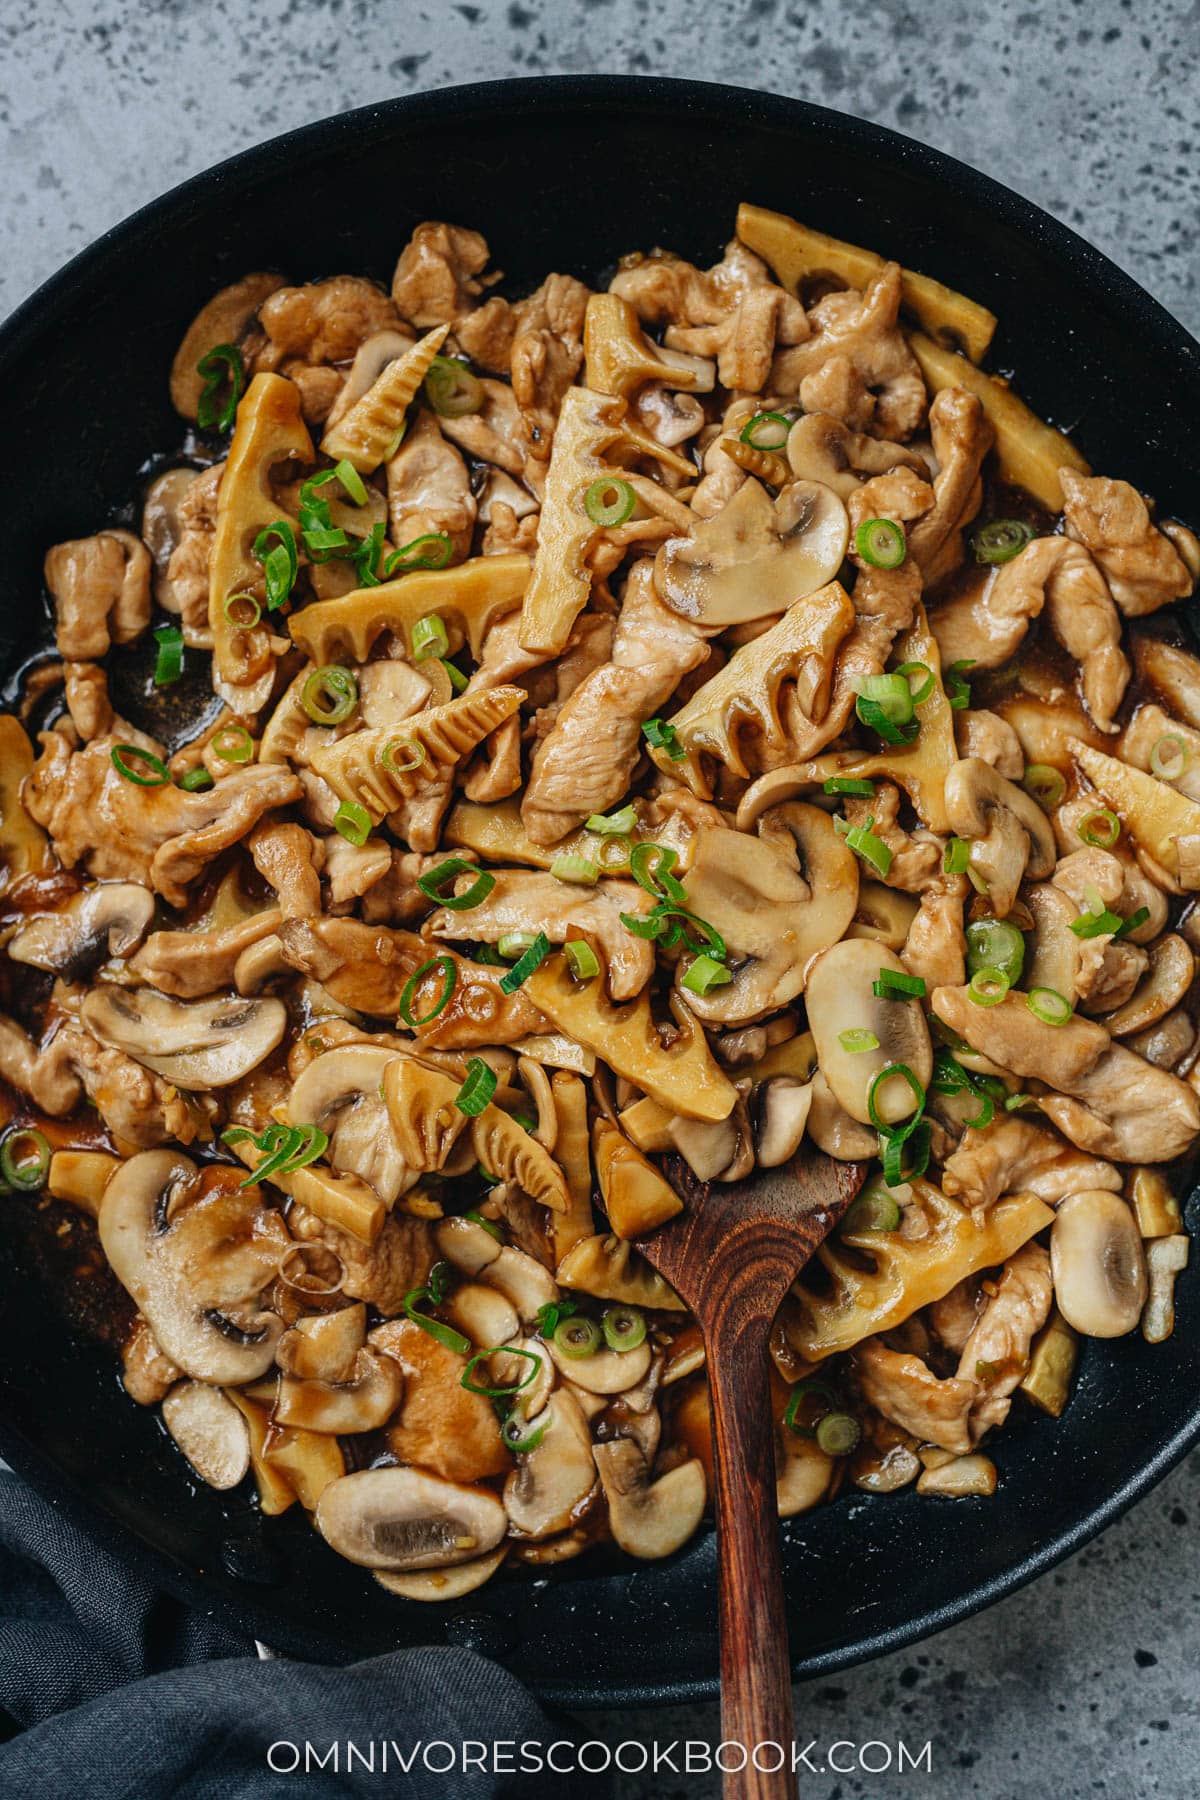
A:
[2,1,1198,1794]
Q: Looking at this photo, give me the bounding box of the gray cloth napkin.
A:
[0,1473,609,1798]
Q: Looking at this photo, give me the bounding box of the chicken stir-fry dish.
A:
[3,203,1199,1597]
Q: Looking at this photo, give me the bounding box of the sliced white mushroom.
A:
[592,1437,707,1558]
[99,1151,286,1382]
[804,1071,879,1159]
[480,1246,558,1324]
[915,1453,997,1498]
[504,1388,596,1539]
[806,939,932,1126]
[9,883,155,977]
[775,1426,834,1517]
[435,1214,503,1276]
[846,880,920,950]
[315,1466,507,1571]
[288,1044,410,1203]
[81,988,287,1090]
[1142,1234,1189,1343]
[275,1347,404,1434]
[655,477,849,626]
[547,1333,652,1394]
[944,758,1057,917]
[1102,934,1194,1037]
[162,1381,250,1490]
[1050,1190,1148,1337]
[375,1545,507,1602]
[444,1282,520,1350]
[756,1078,814,1168]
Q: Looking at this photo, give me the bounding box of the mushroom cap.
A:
[8,882,155,977]
[315,1467,507,1571]
[547,1335,652,1394]
[944,757,1057,916]
[99,1151,286,1382]
[1050,1190,1147,1337]
[807,939,933,1126]
[375,1545,508,1602]
[655,476,849,627]
[162,1381,251,1490]
[275,1348,404,1435]
[169,272,284,418]
[503,1387,596,1539]
[756,1078,814,1168]
[290,1044,411,1203]
[81,987,287,1090]
[592,1437,707,1559]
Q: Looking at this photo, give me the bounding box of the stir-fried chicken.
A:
[1060,469,1194,614]
[4,203,1197,1589]
[956,1242,1053,1439]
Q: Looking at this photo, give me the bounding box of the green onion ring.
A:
[461,1346,541,1397]
[583,477,636,528]
[499,932,552,995]
[398,955,458,1028]
[854,517,906,569]
[223,590,262,630]
[0,1127,50,1191]
[1026,986,1073,1025]
[110,744,170,787]
[417,857,497,913]
[302,665,358,726]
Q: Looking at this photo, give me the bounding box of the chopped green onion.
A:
[873,969,926,999]
[424,354,483,418]
[584,477,636,528]
[629,842,687,904]
[534,1296,578,1339]
[944,837,970,875]
[398,954,458,1027]
[412,612,450,662]
[968,967,1010,1006]
[349,521,387,588]
[223,590,262,629]
[455,1057,497,1117]
[1114,906,1150,940]
[178,766,213,792]
[783,1377,842,1434]
[417,857,497,911]
[594,834,633,874]
[195,343,244,433]
[833,814,893,878]
[1150,733,1189,781]
[302,664,358,726]
[816,1412,861,1456]
[965,916,1025,985]
[282,1124,330,1172]
[501,1414,548,1454]
[842,1184,901,1234]
[944,660,975,710]
[550,853,600,886]
[586,805,637,836]
[619,901,726,958]
[739,410,791,451]
[237,1123,304,1188]
[380,736,426,776]
[510,1111,536,1134]
[602,1305,646,1352]
[641,717,685,761]
[464,1210,503,1241]
[1026,986,1073,1026]
[881,1116,931,1186]
[839,1028,880,1053]
[854,517,906,569]
[334,801,372,847]
[681,953,732,996]
[441,658,469,694]
[385,533,453,575]
[867,1062,926,1132]
[1077,807,1120,849]
[564,940,600,981]
[824,776,876,797]
[110,744,170,787]
[333,459,368,505]
[894,661,935,705]
[856,672,914,728]
[499,932,552,994]
[1023,764,1066,810]
[212,724,254,764]
[153,623,184,687]
[461,1347,542,1397]
[1070,906,1124,940]
[0,1127,50,1191]
[497,931,538,960]
[553,1315,601,1359]
[973,518,1034,564]
[856,697,919,745]
[403,1279,471,1357]
[252,520,298,611]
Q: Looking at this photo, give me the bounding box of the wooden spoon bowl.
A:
[638,1150,866,1800]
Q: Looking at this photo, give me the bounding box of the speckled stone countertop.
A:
[2,2,1198,1795]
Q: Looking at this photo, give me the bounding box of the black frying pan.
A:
[1,76,1197,1709]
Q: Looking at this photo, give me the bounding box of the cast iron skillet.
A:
[0,77,1198,1709]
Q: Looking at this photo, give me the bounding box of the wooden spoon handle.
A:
[708,1326,796,1799]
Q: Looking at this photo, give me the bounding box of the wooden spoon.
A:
[637,1149,866,1800]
